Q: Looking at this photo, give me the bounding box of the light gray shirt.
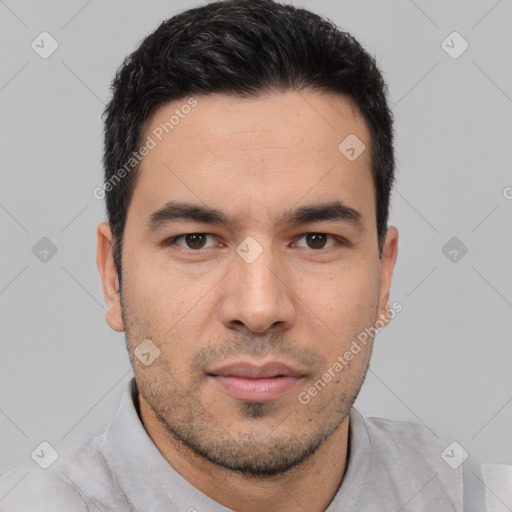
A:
[0,378,486,511]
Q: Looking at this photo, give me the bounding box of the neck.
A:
[139,393,350,512]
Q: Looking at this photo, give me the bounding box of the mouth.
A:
[206,361,306,402]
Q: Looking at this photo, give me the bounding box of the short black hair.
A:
[102,0,395,287]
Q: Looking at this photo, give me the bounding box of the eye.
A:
[167,233,217,250]
[165,232,343,252]
[293,233,339,250]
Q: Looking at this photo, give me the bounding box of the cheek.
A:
[124,249,186,316]
[123,258,208,352]
[294,266,380,367]
[300,262,379,321]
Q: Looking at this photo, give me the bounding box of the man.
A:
[0,0,486,510]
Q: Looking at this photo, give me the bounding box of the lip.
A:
[207,361,306,402]
[208,361,305,379]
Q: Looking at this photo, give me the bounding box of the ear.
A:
[375,226,399,327]
[96,222,125,332]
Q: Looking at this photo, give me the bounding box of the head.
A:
[97,0,398,476]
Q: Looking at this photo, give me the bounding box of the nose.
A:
[219,243,296,334]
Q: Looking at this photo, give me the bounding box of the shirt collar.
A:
[325,407,370,510]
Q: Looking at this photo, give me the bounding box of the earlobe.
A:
[96,222,125,332]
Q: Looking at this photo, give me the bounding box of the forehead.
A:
[129,90,375,231]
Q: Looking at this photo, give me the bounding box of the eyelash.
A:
[165,233,345,252]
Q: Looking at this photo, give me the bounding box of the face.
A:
[97,90,398,476]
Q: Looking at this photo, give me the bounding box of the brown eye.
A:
[305,233,328,249]
[184,234,207,249]
[294,233,338,250]
[168,233,216,250]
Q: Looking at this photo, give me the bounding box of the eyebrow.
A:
[146,200,363,231]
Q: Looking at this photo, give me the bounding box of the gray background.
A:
[1,0,511,479]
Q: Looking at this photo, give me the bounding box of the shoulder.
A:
[0,464,88,512]
[0,429,115,512]
[360,412,466,482]
[350,409,468,509]
[361,412,450,455]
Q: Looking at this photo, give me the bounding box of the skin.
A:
[97,89,398,512]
